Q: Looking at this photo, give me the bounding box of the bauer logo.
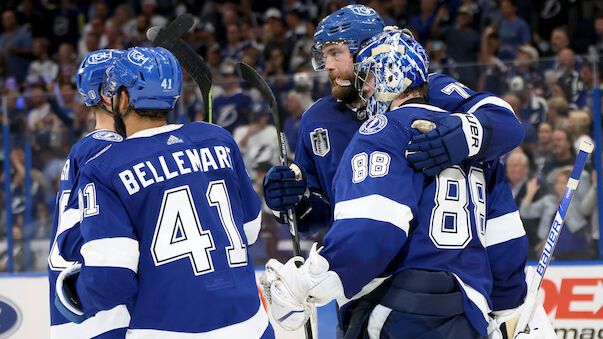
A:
[359,114,387,135]
[351,6,376,16]
[0,296,22,337]
[88,50,113,65]
[128,50,150,66]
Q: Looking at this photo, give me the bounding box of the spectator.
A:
[50,0,80,51]
[550,27,570,57]
[521,168,591,260]
[33,201,51,239]
[508,75,548,127]
[554,48,581,104]
[129,14,153,48]
[512,45,542,91]
[503,92,538,150]
[591,16,603,57]
[283,89,312,154]
[408,0,442,45]
[212,62,252,133]
[506,151,545,259]
[263,8,295,70]
[141,0,168,28]
[285,8,307,42]
[27,37,58,89]
[546,96,569,129]
[576,63,603,111]
[498,0,531,60]
[440,5,480,88]
[567,110,594,154]
[56,43,77,85]
[533,122,554,177]
[478,27,507,95]
[108,4,137,41]
[541,129,575,184]
[16,0,50,40]
[233,102,280,181]
[581,169,600,258]
[0,10,33,84]
[223,24,244,65]
[78,18,108,60]
[105,25,126,50]
[190,22,216,57]
[426,40,458,81]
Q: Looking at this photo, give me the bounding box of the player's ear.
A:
[117,89,130,113]
[100,92,112,109]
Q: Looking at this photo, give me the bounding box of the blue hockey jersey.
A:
[59,123,272,338]
[293,73,524,230]
[323,103,527,335]
[47,129,129,338]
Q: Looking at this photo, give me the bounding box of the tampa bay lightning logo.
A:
[87,50,113,65]
[92,130,124,142]
[350,5,376,16]
[0,296,22,337]
[127,49,150,66]
[360,115,388,135]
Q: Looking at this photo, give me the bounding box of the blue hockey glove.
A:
[263,164,308,212]
[55,263,89,324]
[406,112,490,176]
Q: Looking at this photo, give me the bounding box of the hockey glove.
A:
[489,268,556,339]
[263,164,308,212]
[261,243,344,331]
[55,263,89,324]
[406,112,490,176]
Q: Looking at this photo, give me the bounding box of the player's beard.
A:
[114,114,127,137]
[328,70,358,103]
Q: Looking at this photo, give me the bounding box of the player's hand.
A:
[263,164,307,212]
[406,113,488,176]
[55,263,89,324]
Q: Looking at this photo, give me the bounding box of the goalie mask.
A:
[354,30,429,117]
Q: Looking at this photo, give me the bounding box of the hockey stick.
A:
[514,140,593,336]
[235,62,314,339]
[147,14,214,123]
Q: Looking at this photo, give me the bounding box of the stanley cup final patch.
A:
[310,128,330,157]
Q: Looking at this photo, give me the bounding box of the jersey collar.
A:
[128,124,183,139]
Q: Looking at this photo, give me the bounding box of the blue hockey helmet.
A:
[311,5,385,71]
[77,49,124,106]
[354,30,429,117]
[102,47,182,111]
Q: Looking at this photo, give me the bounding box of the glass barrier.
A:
[0,54,601,273]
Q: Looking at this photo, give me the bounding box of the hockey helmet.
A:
[102,47,182,111]
[311,5,385,71]
[354,30,429,117]
[77,49,124,107]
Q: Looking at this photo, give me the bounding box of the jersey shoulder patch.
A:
[359,114,388,135]
[310,127,330,157]
[92,130,123,142]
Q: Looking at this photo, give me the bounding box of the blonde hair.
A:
[568,110,591,134]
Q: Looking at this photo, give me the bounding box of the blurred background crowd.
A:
[0,0,602,272]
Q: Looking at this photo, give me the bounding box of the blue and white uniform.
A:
[324,103,527,336]
[294,73,524,231]
[58,123,273,338]
[48,129,128,339]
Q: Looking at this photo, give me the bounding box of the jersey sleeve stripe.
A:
[451,273,490,330]
[50,304,130,338]
[124,302,269,338]
[57,208,82,236]
[243,211,262,245]
[485,211,526,247]
[334,194,412,235]
[81,238,140,272]
[466,97,514,115]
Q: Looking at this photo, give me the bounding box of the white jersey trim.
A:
[334,194,412,235]
[466,96,514,115]
[128,124,183,139]
[392,103,447,113]
[50,304,130,339]
[485,211,526,247]
[243,211,262,245]
[367,304,393,339]
[57,207,82,236]
[125,302,269,338]
[81,238,140,273]
[451,273,491,326]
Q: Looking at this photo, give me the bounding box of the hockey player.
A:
[263,5,524,234]
[47,49,129,338]
[54,47,274,338]
[262,30,554,338]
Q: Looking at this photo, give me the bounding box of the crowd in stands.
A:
[0,0,602,271]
